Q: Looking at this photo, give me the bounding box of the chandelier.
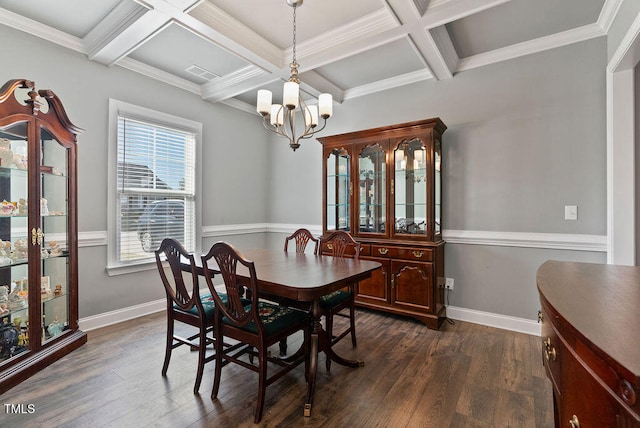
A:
[256,0,333,151]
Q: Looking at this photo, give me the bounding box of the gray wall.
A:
[269,37,609,320]
[0,23,611,323]
[1,25,270,318]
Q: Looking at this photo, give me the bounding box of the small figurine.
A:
[17,278,28,299]
[47,316,63,337]
[0,241,10,266]
[48,241,62,257]
[0,304,8,316]
[0,200,15,215]
[13,154,27,170]
[0,138,13,167]
[0,285,8,305]
[54,284,63,297]
[17,198,27,215]
[11,239,28,261]
[40,198,49,216]
[7,285,26,310]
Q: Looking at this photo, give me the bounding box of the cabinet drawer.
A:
[540,308,563,395]
[371,245,433,261]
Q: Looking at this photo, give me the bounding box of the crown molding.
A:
[116,57,202,95]
[201,66,270,102]
[457,22,605,72]
[83,0,149,62]
[422,0,512,29]
[344,69,431,100]
[0,7,84,53]
[598,0,624,34]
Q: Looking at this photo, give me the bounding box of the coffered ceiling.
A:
[0,0,617,114]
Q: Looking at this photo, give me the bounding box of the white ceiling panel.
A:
[314,37,426,89]
[128,22,250,84]
[0,0,122,38]
[446,0,606,58]
[207,0,385,48]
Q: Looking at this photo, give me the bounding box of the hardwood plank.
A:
[0,310,554,427]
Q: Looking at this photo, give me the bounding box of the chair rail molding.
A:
[81,227,606,252]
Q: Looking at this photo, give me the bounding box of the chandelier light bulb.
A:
[318,93,333,118]
[257,90,272,115]
[283,81,299,109]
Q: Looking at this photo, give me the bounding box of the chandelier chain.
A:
[292,6,297,65]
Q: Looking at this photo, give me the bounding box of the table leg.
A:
[304,300,321,417]
[303,299,365,417]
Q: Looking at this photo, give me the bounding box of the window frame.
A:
[106,99,202,275]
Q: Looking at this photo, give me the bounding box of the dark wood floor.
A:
[1,309,554,427]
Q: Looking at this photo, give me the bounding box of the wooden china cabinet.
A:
[0,79,86,394]
[318,118,446,329]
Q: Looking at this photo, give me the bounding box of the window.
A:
[108,100,201,273]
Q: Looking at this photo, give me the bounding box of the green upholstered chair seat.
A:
[175,293,235,319]
[319,289,352,309]
[224,301,310,336]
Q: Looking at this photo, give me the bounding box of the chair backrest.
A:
[319,231,361,259]
[155,238,203,314]
[201,241,260,331]
[284,228,319,254]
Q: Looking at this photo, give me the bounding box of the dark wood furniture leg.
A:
[304,299,364,417]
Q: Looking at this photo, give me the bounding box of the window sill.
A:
[106,260,158,276]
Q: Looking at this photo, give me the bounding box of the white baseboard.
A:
[446,305,541,336]
[79,299,541,337]
[78,299,165,332]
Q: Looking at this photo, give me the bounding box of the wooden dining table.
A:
[186,247,381,417]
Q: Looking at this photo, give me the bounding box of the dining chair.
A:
[201,241,311,424]
[318,230,361,371]
[277,228,319,356]
[284,227,319,254]
[155,238,216,394]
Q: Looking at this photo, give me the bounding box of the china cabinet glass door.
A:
[325,147,351,231]
[357,143,386,236]
[0,121,30,363]
[434,138,442,237]
[40,127,69,344]
[394,138,428,237]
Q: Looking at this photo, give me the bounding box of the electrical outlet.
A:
[445,277,454,290]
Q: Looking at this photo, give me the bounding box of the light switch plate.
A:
[565,205,578,220]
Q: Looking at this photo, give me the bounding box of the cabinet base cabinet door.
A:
[356,258,389,303]
[392,260,433,311]
[559,347,620,427]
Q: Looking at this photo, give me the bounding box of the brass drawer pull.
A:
[327,243,333,250]
[378,248,389,255]
[412,250,423,258]
[569,415,579,427]
[544,337,557,362]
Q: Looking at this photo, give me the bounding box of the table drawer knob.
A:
[412,250,423,257]
[569,415,579,427]
[378,248,388,255]
[327,243,333,250]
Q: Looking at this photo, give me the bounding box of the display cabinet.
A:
[0,79,86,394]
[537,261,640,427]
[319,118,446,329]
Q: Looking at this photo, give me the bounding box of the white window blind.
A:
[116,116,196,262]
